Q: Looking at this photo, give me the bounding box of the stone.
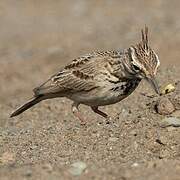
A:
[108,137,119,142]
[156,97,175,115]
[160,117,180,127]
[160,84,175,95]
[68,161,87,176]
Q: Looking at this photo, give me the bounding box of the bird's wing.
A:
[33,51,122,96]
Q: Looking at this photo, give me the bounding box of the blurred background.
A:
[0,0,180,102]
[0,1,180,179]
[1,0,180,60]
[0,0,180,101]
[1,0,180,63]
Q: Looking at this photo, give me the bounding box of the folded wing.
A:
[33,52,122,97]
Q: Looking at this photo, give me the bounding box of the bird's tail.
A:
[10,96,44,117]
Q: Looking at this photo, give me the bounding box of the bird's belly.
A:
[68,90,125,106]
[67,79,141,106]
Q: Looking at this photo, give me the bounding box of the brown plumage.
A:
[10,27,160,123]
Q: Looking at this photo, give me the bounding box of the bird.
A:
[10,27,160,123]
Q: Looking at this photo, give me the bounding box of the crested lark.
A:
[11,27,160,123]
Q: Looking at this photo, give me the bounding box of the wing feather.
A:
[33,51,123,96]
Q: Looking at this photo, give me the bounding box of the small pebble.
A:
[121,108,129,117]
[68,161,87,176]
[160,83,175,95]
[156,97,175,115]
[108,137,119,142]
[160,117,180,127]
[132,162,139,167]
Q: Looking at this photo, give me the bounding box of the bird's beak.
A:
[146,76,160,95]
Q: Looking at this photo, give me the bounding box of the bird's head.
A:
[128,26,160,94]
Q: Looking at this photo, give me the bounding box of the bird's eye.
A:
[132,64,140,71]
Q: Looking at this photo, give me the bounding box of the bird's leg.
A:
[91,106,108,118]
[71,102,86,124]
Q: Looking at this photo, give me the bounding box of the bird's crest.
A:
[141,26,149,51]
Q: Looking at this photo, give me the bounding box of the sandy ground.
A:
[0,1,180,179]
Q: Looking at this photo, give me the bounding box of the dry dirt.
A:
[0,1,180,180]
